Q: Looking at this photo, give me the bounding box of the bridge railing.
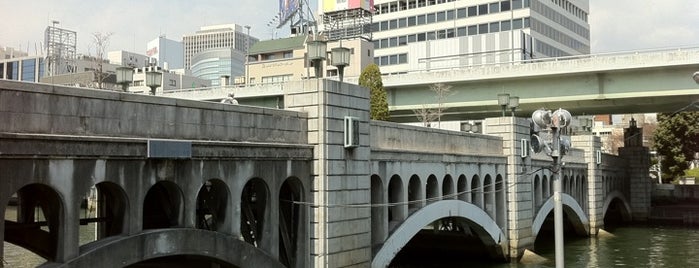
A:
[343,46,699,85]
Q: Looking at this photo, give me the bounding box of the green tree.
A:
[652,111,699,180]
[359,64,389,120]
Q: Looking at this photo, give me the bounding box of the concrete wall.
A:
[370,120,503,155]
[0,79,307,144]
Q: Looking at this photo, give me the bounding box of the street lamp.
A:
[115,66,133,92]
[331,45,351,82]
[245,25,251,86]
[307,40,327,78]
[531,108,572,268]
[508,96,520,117]
[497,93,510,117]
[145,70,162,95]
[693,71,699,84]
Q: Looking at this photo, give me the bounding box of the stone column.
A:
[483,117,532,260]
[285,79,372,267]
[571,135,604,234]
[618,119,651,221]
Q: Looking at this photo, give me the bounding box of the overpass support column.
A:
[285,80,372,267]
[618,119,651,221]
[571,136,605,234]
[483,117,533,260]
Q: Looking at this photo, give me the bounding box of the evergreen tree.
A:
[359,64,390,120]
[652,111,699,180]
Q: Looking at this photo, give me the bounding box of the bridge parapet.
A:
[370,120,502,155]
[0,80,307,144]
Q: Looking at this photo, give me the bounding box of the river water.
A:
[4,205,699,268]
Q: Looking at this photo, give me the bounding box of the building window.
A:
[489,3,500,13]
[478,23,489,34]
[408,16,416,26]
[457,8,467,18]
[426,13,435,23]
[478,4,488,15]
[468,6,477,16]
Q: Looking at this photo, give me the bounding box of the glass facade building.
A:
[191,48,245,86]
[0,56,44,82]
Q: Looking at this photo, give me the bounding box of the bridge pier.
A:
[572,136,606,235]
[618,120,651,221]
[483,117,533,260]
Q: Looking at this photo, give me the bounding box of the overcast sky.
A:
[1,0,698,55]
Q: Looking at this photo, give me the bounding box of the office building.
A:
[147,36,184,69]
[182,24,259,70]
[369,0,590,73]
[191,48,245,86]
[0,55,44,82]
[246,35,374,84]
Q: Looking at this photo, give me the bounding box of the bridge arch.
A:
[426,175,439,204]
[602,191,632,223]
[532,193,590,238]
[456,175,469,202]
[91,181,129,240]
[371,200,507,268]
[61,229,285,267]
[407,175,422,214]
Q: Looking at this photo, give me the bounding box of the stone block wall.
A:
[284,79,372,267]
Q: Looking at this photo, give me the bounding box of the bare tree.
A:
[413,83,453,127]
[430,83,452,128]
[88,32,113,89]
[413,104,439,127]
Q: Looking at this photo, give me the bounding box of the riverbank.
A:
[650,198,699,226]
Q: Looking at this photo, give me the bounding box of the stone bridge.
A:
[1,79,650,267]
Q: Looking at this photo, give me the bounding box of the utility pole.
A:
[531,108,572,268]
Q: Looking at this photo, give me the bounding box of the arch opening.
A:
[484,175,494,220]
[495,175,505,228]
[388,175,405,228]
[241,178,269,247]
[602,193,632,230]
[80,181,129,246]
[457,175,469,202]
[143,181,184,229]
[4,183,63,265]
[196,179,229,231]
[373,200,507,268]
[442,175,454,200]
[408,175,422,214]
[471,175,482,209]
[370,175,385,249]
[426,175,439,204]
[279,177,304,268]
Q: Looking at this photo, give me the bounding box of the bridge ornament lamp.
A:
[331,45,351,82]
[497,93,520,117]
[115,66,133,92]
[145,70,162,95]
[531,108,572,268]
[307,40,327,78]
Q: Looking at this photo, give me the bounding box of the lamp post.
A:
[145,70,162,95]
[115,66,133,92]
[331,44,351,82]
[307,40,327,78]
[531,108,572,268]
[498,93,510,117]
[508,96,520,117]
[245,25,251,86]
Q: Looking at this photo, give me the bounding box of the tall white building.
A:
[147,36,184,70]
[370,0,590,73]
[182,24,259,70]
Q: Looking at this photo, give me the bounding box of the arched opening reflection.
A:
[279,177,304,268]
